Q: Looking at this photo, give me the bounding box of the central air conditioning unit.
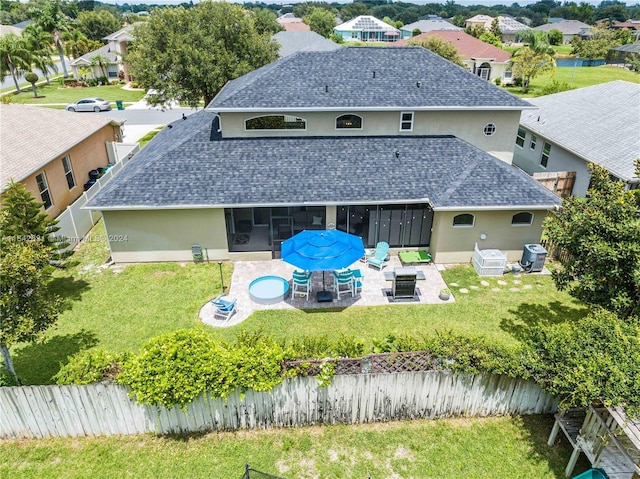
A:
[520,244,547,273]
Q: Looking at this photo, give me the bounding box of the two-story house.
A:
[70,25,135,82]
[86,47,559,263]
[513,81,640,197]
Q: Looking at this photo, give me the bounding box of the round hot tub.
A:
[249,276,290,305]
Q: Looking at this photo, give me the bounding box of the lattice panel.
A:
[370,351,438,374]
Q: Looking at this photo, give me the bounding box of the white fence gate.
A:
[54,150,137,250]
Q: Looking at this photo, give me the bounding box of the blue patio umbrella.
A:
[281,229,365,296]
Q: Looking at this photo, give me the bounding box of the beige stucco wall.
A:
[430,209,549,263]
[103,209,229,262]
[19,124,119,219]
[220,110,521,163]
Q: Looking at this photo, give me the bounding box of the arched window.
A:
[453,213,475,227]
[245,115,306,130]
[336,114,362,129]
[511,212,533,225]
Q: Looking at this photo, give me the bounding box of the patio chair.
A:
[292,270,312,300]
[210,294,237,323]
[366,242,390,270]
[351,269,363,296]
[333,269,354,299]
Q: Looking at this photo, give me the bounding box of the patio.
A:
[200,256,452,327]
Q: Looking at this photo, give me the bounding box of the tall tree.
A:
[408,36,465,67]
[249,8,283,36]
[302,7,337,39]
[29,0,70,78]
[510,46,555,92]
[127,1,279,108]
[571,25,621,60]
[0,182,66,382]
[544,163,640,320]
[62,29,90,60]
[76,10,122,42]
[22,23,57,85]
[0,33,31,92]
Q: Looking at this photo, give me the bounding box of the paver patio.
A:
[200,256,452,327]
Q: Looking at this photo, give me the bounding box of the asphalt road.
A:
[99,106,200,125]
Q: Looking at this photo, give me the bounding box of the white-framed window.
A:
[540,142,551,168]
[452,213,475,227]
[336,114,362,129]
[36,172,52,209]
[504,69,513,80]
[61,155,75,189]
[399,111,414,131]
[530,134,537,150]
[245,115,306,131]
[516,127,526,148]
[483,123,496,136]
[511,212,533,226]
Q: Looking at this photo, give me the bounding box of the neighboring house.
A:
[393,30,513,84]
[513,81,640,197]
[606,43,640,67]
[70,25,135,82]
[609,20,640,41]
[334,15,400,42]
[0,105,124,219]
[465,14,530,43]
[276,14,310,32]
[399,16,462,39]
[86,47,559,264]
[534,20,593,43]
[273,31,341,57]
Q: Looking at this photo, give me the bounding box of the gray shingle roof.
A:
[273,31,342,58]
[534,20,592,35]
[208,47,532,111]
[520,81,640,182]
[401,19,463,33]
[87,110,559,210]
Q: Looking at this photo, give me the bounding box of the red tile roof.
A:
[393,30,511,63]
[277,18,311,32]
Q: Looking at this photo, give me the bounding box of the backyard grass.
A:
[504,64,640,97]
[0,415,590,478]
[11,220,588,385]
[4,83,145,105]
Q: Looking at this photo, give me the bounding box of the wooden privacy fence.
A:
[533,171,576,198]
[0,371,557,439]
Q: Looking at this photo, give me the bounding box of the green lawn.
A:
[4,83,145,105]
[11,220,588,385]
[504,65,640,97]
[0,415,590,478]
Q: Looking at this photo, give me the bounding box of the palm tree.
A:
[29,0,70,78]
[0,33,32,93]
[22,24,57,85]
[62,29,90,60]
[90,54,110,80]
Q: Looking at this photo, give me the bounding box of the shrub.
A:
[86,78,98,87]
[541,79,574,95]
[53,349,129,385]
[0,366,18,386]
[525,309,640,415]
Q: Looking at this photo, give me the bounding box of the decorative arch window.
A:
[453,213,475,227]
[336,114,362,129]
[511,212,533,226]
[245,115,306,130]
[483,123,496,136]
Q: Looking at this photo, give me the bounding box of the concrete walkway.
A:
[200,256,452,328]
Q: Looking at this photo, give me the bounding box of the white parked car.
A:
[65,98,111,112]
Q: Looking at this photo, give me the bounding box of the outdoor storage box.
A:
[472,243,507,276]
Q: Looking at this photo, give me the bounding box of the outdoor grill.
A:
[392,267,418,300]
